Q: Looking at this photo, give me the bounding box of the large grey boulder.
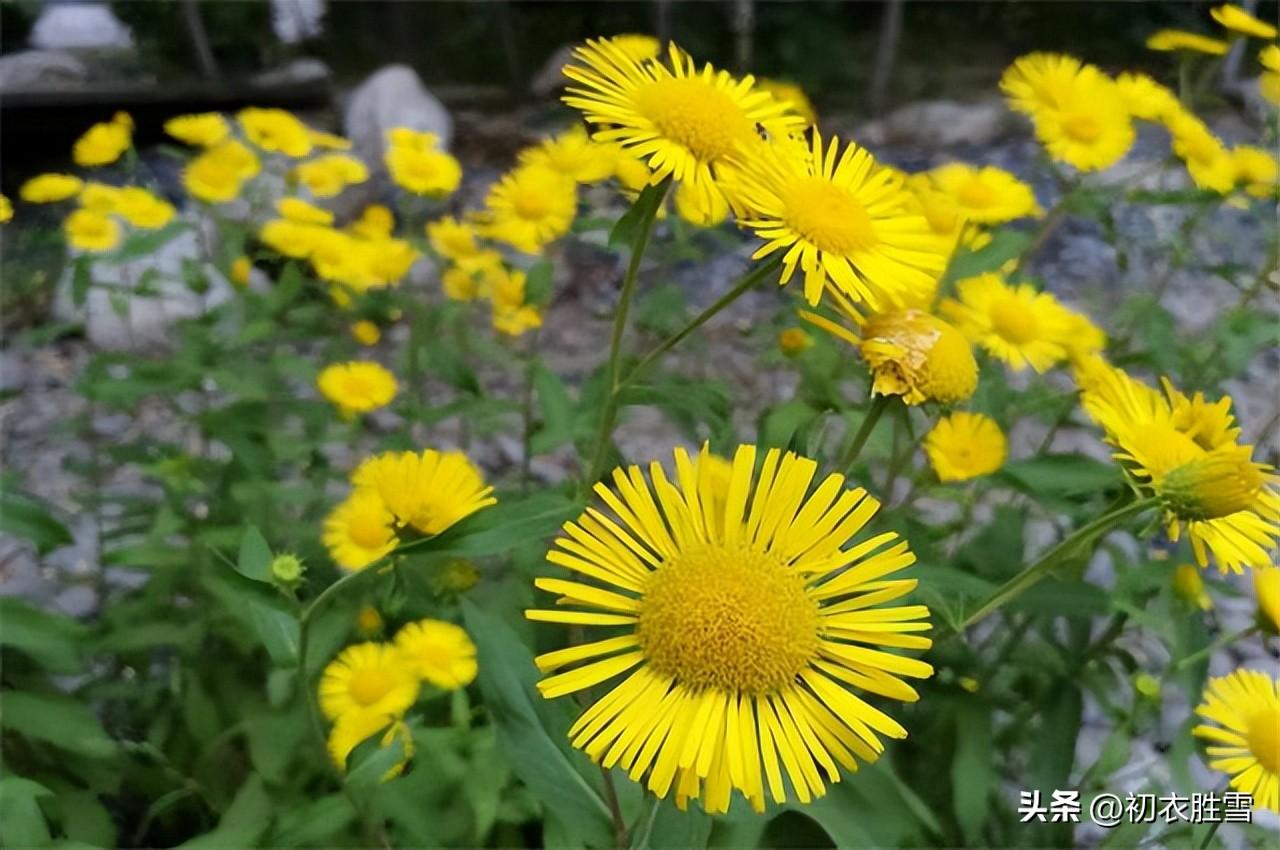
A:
[343,64,453,165]
[0,50,89,92]
[29,3,133,50]
[857,98,1013,149]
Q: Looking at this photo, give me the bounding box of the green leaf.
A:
[530,365,575,455]
[0,690,118,759]
[525,259,554,307]
[461,599,615,848]
[0,776,53,848]
[345,731,407,801]
[0,485,73,555]
[55,791,116,849]
[236,527,274,583]
[268,794,355,847]
[944,229,1031,282]
[105,220,190,263]
[201,568,300,665]
[420,491,583,559]
[609,180,669,249]
[1000,454,1123,498]
[1028,681,1082,848]
[71,256,93,308]
[952,703,994,845]
[632,799,712,849]
[0,597,87,673]
[758,400,820,451]
[178,774,272,848]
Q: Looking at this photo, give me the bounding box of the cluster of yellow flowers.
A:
[319,618,479,777]
[322,448,496,571]
[20,171,176,253]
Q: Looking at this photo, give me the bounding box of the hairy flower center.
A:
[957,177,997,209]
[989,297,1039,344]
[635,77,753,163]
[348,669,393,706]
[636,544,819,694]
[1062,112,1102,143]
[1246,707,1280,774]
[783,177,878,255]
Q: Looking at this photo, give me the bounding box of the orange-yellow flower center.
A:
[348,668,393,706]
[634,77,753,163]
[636,544,819,694]
[511,185,551,220]
[989,296,1039,344]
[957,177,997,209]
[1246,706,1280,774]
[1062,112,1102,143]
[783,177,878,255]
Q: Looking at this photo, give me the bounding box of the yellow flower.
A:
[230,256,252,288]
[385,130,462,197]
[1260,45,1280,105]
[20,173,83,203]
[0,195,11,224]
[1079,361,1279,573]
[351,320,381,346]
[317,361,397,417]
[394,619,478,690]
[183,141,260,203]
[1115,72,1181,122]
[926,163,1041,225]
[259,219,331,259]
[318,642,419,721]
[163,113,230,147]
[1255,567,1280,632]
[1000,53,1086,115]
[728,131,950,308]
[442,251,506,302]
[278,196,334,226]
[519,125,617,184]
[1027,64,1134,172]
[528,444,933,814]
[670,177,727,227]
[293,153,370,197]
[1146,30,1230,55]
[612,150,653,192]
[757,78,817,125]
[328,713,413,780]
[1167,111,1237,194]
[924,412,1007,482]
[562,38,804,224]
[777,327,813,357]
[1211,4,1277,39]
[78,183,121,213]
[1172,563,1213,610]
[237,107,313,157]
[426,216,482,261]
[609,33,662,62]
[355,605,384,637]
[1059,308,1107,367]
[309,129,353,150]
[64,209,121,252]
[351,449,496,536]
[493,304,544,337]
[323,489,398,571]
[1192,669,1280,812]
[1232,145,1278,198]
[73,112,132,167]
[941,273,1074,372]
[114,188,175,229]
[479,165,577,253]
[348,205,394,240]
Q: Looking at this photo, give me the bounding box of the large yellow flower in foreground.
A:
[1146,30,1230,56]
[924,413,1007,482]
[927,163,1040,225]
[73,112,132,167]
[729,131,949,307]
[479,165,577,253]
[351,449,496,536]
[238,107,313,157]
[319,642,420,721]
[316,361,397,418]
[394,619,478,690]
[562,37,804,223]
[528,445,933,813]
[164,113,230,147]
[941,274,1074,372]
[1211,4,1277,39]
[1193,669,1280,812]
[1078,361,1280,573]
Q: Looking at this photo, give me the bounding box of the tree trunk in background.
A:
[495,1,523,97]
[868,0,904,117]
[732,0,755,73]
[181,0,221,82]
[655,0,672,45]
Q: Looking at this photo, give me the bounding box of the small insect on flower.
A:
[528,445,933,814]
[20,173,83,203]
[394,619,478,690]
[319,642,420,722]
[316,361,398,418]
[924,413,1007,482]
[351,449,496,537]
[1192,669,1280,812]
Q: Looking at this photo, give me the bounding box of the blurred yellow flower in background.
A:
[757,77,817,124]
[278,196,334,225]
[941,274,1074,372]
[427,216,482,261]
[1167,111,1237,194]
[777,327,813,357]
[20,173,83,203]
[1115,73,1180,122]
[1146,30,1230,55]
[394,619,479,690]
[926,163,1041,225]
[1260,45,1280,104]
[114,188,175,230]
[479,164,577,253]
[351,449,496,536]
[323,489,398,571]
[294,153,370,197]
[184,141,260,203]
[924,412,1007,482]
[351,320,381,346]
[1231,145,1278,198]
[238,107,313,157]
[0,195,11,223]
[519,125,616,184]
[73,112,132,167]
[327,713,413,780]
[230,255,252,287]
[164,112,230,147]
[1211,4,1277,39]
[385,128,462,196]
[64,209,121,252]
[1255,567,1280,632]
[355,605,384,637]
[1172,563,1212,610]
[317,361,397,418]
[318,642,419,721]
[348,205,395,240]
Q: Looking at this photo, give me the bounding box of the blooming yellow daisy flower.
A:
[64,209,121,252]
[348,205,395,240]
[562,37,804,223]
[1078,361,1280,573]
[73,112,132,167]
[1211,4,1277,39]
[163,112,230,147]
[1193,669,1280,812]
[293,153,370,197]
[519,125,617,184]
[394,619,478,690]
[183,141,260,203]
[0,195,11,224]
[1059,308,1108,367]
[1115,72,1181,122]
[237,107,313,157]
[479,165,577,253]
[672,176,729,227]
[1028,65,1134,172]
[1260,45,1280,105]
[384,129,462,197]
[1146,30,1230,55]
[351,320,381,346]
[426,216,482,261]
[316,361,397,418]
[328,713,414,780]
[278,196,334,226]
[528,444,933,814]
[259,219,330,259]
[1000,53,1086,115]
[1232,145,1278,198]
[309,129,353,151]
[729,131,949,308]
[114,187,175,230]
[318,642,420,721]
[323,489,398,571]
[610,33,662,63]
[926,163,1041,225]
[757,78,817,125]
[777,327,813,357]
[1167,111,1236,194]
[1256,567,1280,632]
[351,449,496,536]
[1172,563,1213,610]
[493,304,544,337]
[230,256,252,288]
[924,412,1007,482]
[20,173,83,203]
[940,274,1074,372]
[441,251,506,302]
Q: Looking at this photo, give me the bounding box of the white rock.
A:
[343,64,453,167]
[29,3,133,50]
[0,50,89,91]
[857,98,1012,148]
[250,57,331,88]
[270,0,327,44]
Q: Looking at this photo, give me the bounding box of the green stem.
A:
[1170,625,1258,673]
[520,336,539,493]
[946,497,1157,636]
[580,181,671,495]
[839,394,892,473]
[1013,193,1071,277]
